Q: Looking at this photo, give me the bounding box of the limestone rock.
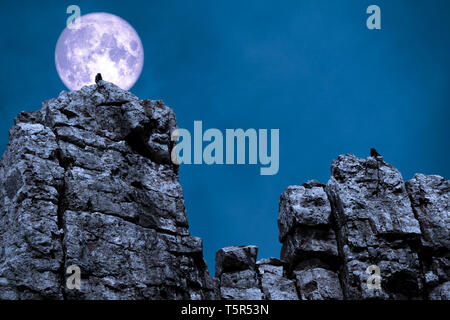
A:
[406,174,449,299]
[406,174,449,249]
[294,268,343,300]
[279,180,342,299]
[1,81,448,300]
[326,154,423,299]
[215,248,298,300]
[429,282,450,300]
[257,259,299,300]
[0,81,215,299]
[215,246,262,300]
[215,245,258,277]
[256,258,284,276]
[219,269,263,300]
[275,154,448,300]
[278,181,330,242]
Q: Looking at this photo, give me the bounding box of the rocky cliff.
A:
[215,155,448,300]
[0,81,215,299]
[277,155,449,300]
[0,82,448,300]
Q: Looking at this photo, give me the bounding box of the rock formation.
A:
[274,154,448,300]
[0,81,448,300]
[0,81,215,299]
[214,246,298,300]
[406,174,449,299]
[326,154,423,299]
[216,155,448,300]
[279,180,343,300]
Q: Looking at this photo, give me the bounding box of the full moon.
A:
[55,12,144,91]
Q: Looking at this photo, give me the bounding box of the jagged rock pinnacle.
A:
[0,81,215,299]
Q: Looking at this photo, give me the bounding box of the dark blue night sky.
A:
[1,0,449,273]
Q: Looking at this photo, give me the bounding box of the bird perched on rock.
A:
[370,148,381,157]
[95,73,102,84]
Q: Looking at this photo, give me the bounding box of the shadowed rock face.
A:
[279,181,343,300]
[214,247,298,300]
[215,246,263,300]
[273,154,448,300]
[326,154,423,299]
[0,81,216,299]
[406,174,450,299]
[0,82,448,300]
[216,155,448,300]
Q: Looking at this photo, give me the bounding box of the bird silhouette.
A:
[95,73,102,84]
[370,148,381,157]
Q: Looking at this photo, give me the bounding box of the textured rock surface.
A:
[406,174,449,299]
[212,154,446,300]
[0,82,448,300]
[293,268,343,300]
[217,154,448,301]
[0,81,215,299]
[257,258,299,300]
[215,247,297,300]
[326,154,423,299]
[215,246,263,300]
[215,245,258,276]
[279,180,343,300]
[272,154,447,300]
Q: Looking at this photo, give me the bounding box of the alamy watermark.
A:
[366,5,381,30]
[366,265,381,290]
[66,5,81,30]
[171,121,279,176]
[66,265,81,290]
